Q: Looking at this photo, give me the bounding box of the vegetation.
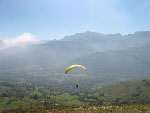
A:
[3,104,150,113]
[0,78,149,111]
[93,79,150,104]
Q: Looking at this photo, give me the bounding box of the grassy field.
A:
[3,104,150,113]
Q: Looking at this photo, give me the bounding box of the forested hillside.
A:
[93,79,150,104]
[0,79,149,111]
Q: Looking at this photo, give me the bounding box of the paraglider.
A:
[65,65,86,74]
[65,65,87,88]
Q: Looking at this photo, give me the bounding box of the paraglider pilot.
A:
[76,84,79,88]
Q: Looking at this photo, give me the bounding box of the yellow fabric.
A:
[65,65,86,74]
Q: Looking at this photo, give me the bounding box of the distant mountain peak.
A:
[62,31,106,41]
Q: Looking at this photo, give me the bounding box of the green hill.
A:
[93,79,150,104]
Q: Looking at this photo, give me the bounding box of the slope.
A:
[68,44,150,80]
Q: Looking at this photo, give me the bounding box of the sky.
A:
[0,0,150,41]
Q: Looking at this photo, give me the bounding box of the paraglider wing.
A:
[65,65,86,74]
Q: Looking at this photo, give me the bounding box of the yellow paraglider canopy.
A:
[65,65,86,74]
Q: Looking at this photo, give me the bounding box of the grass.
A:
[2,104,150,113]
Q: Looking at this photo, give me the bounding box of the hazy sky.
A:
[0,0,150,40]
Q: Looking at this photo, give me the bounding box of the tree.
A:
[33,94,38,100]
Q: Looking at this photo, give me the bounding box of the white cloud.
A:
[0,32,37,50]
